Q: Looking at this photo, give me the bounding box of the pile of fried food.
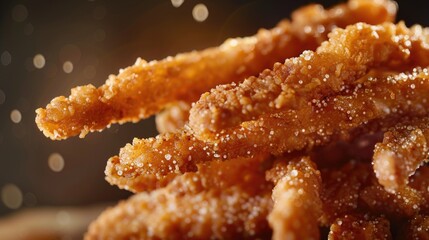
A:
[35,0,429,239]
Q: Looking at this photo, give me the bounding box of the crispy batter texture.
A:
[409,165,429,213]
[106,68,429,192]
[373,117,429,192]
[266,157,322,240]
[328,215,391,240]
[399,215,429,239]
[155,102,191,133]
[359,178,425,219]
[87,155,273,239]
[321,161,429,225]
[189,22,429,138]
[35,0,397,140]
[320,162,371,225]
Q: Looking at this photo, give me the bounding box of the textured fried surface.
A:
[328,215,391,240]
[409,165,429,213]
[399,215,429,239]
[373,117,429,192]
[87,155,273,239]
[359,178,425,219]
[320,162,371,225]
[189,21,429,138]
[321,161,429,225]
[155,102,191,133]
[107,68,429,192]
[266,157,322,240]
[35,0,397,140]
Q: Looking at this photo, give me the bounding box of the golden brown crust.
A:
[399,215,429,239]
[320,162,371,225]
[88,156,273,239]
[266,157,322,240]
[373,117,429,192]
[106,67,429,192]
[155,102,191,134]
[189,22,429,138]
[34,0,397,140]
[328,214,391,240]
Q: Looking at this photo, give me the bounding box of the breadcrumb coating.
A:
[88,156,273,239]
[106,67,429,192]
[189,22,429,138]
[35,0,396,140]
[373,117,429,192]
[328,215,391,240]
[266,157,322,240]
[155,102,191,134]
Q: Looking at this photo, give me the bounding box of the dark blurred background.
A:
[0,0,428,237]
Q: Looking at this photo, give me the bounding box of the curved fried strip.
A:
[399,215,429,240]
[155,102,191,133]
[107,68,429,192]
[373,117,429,192]
[189,22,429,138]
[88,156,273,239]
[359,178,425,219]
[266,157,322,240]
[328,215,391,240]
[34,0,397,140]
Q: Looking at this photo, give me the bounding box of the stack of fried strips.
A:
[36,0,429,239]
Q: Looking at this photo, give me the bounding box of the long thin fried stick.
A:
[373,117,429,192]
[35,0,397,140]
[266,157,322,240]
[86,155,273,239]
[189,22,429,138]
[106,67,429,192]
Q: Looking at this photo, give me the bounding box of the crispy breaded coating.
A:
[409,165,429,212]
[266,157,322,240]
[320,162,371,225]
[155,102,191,133]
[359,180,425,219]
[189,22,429,138]
[328,215,391,240]
[106,68,429,192]
[373,117,429,192]
[87,156,273,239]
[399,215,429,239]
[35,0,396,140]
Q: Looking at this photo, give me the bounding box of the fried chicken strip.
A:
[87,155,273,239]
[189,22,429,138]
[106,68,429,192]
[266,157,322,240]
[373,117,429,192]
[328,215,391,240]
[35,0,396,140]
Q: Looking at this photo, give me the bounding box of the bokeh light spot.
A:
[33,54,46,69]
[63,61,73,74]
[12,4,28,22]
[1,184,23,209]
[1,51,12,66]
[192,4,209,22]
[10,109,22,123]
[171,0,184,8]
[48,153,65,172]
